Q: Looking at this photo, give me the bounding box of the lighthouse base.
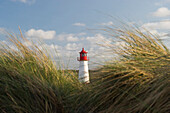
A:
[78,61,90,83]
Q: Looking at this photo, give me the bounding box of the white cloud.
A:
[25,29,56,40]
[65,43,81,51]
[56,33,86,41]
[18,0,27,3]
[23,40,33,46]
[152,7,170,17]
[86,34,111,45]
[99,21,113,26]
[77,32,86,36]
[41,44,62,51]
[142,20,170,30]
[49,44,62,50]
[11,0,35,4]
[149,30,168,37]
[38,43,63,57]
[86,34,103,42]
[141,21,170,40]
[56,33,73,41]
[67,36,79,42]
[0,30,125,69]
[0,28,6,35]
[115,41,126,47]
[73,23,86,27]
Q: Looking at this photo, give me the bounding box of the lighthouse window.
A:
[82,53,87,57]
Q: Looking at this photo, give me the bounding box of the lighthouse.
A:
[77,48,90,83]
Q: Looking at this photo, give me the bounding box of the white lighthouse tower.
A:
[77,48,90,83]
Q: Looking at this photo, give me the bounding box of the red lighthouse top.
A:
[78,48,89,61]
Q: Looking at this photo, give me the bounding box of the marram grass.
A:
[0,24,169,113]
[0,29,82,113]
[69,24,170,113]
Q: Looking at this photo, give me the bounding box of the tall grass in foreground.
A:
[69,24,170,113]
[0,24,169,113]
[0,30,82,113]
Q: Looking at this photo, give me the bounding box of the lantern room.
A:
[78,48,89,61]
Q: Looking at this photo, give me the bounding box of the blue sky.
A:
[1,0,170,33]
[0,0,170,68]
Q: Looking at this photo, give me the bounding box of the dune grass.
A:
[69,24,170,113]
[0,24,169,113]
[0,29,82,113]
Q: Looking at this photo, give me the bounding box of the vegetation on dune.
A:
[0,24,169,113]
[69,24,170,113]
[0,29,82,113]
